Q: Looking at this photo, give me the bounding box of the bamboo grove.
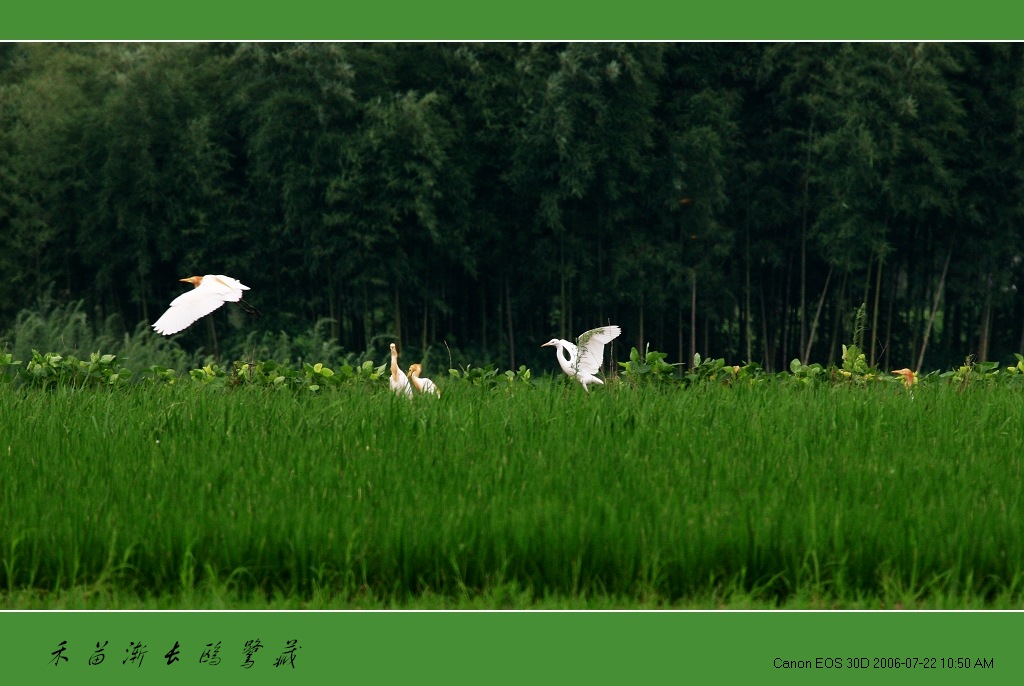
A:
[2,42,1023,373]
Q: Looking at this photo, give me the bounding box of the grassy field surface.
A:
[2,380,1023,609]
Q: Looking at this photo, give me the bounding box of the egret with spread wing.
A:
[542,325,621,391]
[152,274,260,336]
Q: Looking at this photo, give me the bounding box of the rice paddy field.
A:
[2,374,1024,609]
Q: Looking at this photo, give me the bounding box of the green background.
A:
[4,611,1021,683]
[0,1,1018,40]
[3,3,1023,685]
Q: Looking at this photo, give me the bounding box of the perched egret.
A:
[152,275,261,336]
[542,324,621,391]
[407,363,440,397]
[389,343,413,397]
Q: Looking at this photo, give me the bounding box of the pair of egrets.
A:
[388,342,440,397]
[151,274,621,390]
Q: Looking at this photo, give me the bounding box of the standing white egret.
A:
[407,363,440,397]
[389,343,413,397]
[152,274,260,336]
[541,324,621,391]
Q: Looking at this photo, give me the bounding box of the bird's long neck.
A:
[409,372,424,392]
[390,350,401,381]
[555,341,576,377]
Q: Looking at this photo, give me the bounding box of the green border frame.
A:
[4,4,1024,685]
[4,611,1023,683]
[1,1,1020,40]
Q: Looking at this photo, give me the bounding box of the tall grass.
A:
[2,380,1023,607]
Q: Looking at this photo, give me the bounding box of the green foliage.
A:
[20,331,1024,394]
[790,358,827,383]
[0,349,22,384]
[22,350,132,389]
[4,295,191,374]
[619,345,678,386]
[841,343,869,375]
[302,362,335,392]
[684,352,738,384]
[141,365,178,385]
[448,363,501,387]
[1002,353,1024,378]
[347,359,389,385]
[503,365,533,384]
[187,362,228,387]
[939,356,1001,391]
[232,359,293,388]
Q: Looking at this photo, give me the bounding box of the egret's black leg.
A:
[236,298,263,318]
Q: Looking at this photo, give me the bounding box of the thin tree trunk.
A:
[915,246,953,373]
[800,213,807,359]
[328,282,338,341]
[559,238,566,338]
[138,268,149,325]
[870,252,884,367]
[362,284,372,353]
[908,253,922,365]
[568,278,574,340]
[1018,302,1024,355]
[744,215,753,362]
[799,120,814,357]
[703,313,709,360]
[782,254,793,368]
[677,297,684,368]
[802,265,833,365]
[827,271,848,366]
[505,274,515,370]
[978,276,992,362]
[883,264,898,370]
[421,295,429,358]
[638,290,645,353]
[393,284,403,348]
[862,257,873,324]
[760,277,772,371]
[480,286,487,357]
[689,269,697,366]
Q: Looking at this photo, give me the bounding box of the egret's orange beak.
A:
[179,276,203,287]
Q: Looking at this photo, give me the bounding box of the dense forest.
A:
[1,42,1022,373]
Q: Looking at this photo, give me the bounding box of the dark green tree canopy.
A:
[2,42,1022,372]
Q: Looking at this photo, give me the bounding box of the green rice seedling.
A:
[2,379,1024,608]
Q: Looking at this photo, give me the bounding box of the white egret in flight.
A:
[152,274,260,336]
[408,363,440,397]
[389,343,413,397]
[541,324,621,391]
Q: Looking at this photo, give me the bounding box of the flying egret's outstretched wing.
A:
[152,275,250,335]
[574,325,621,376]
